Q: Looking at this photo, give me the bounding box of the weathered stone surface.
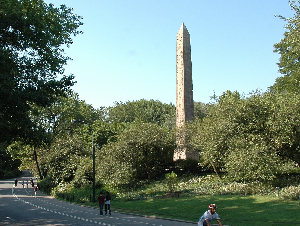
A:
[174,23,198,161]
[176,23,194,128]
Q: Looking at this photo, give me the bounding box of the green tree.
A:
[194,102,209,119]
[7,93,102,180]
[97,122,176,186]
[189,91,241,176]
[107,99,175,127]
[272,0,300,93]
[0,0,83,143]
[0,144,21,179]
[189,90,290,182]
[266,92,300,165]
[43,133,89,185]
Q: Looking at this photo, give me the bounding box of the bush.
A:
[165,171,178,193]
[38,176,55,194]
[280,185,300,200]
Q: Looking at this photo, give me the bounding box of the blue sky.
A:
[45,0,294,108]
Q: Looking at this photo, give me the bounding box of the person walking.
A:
[198,204,223,226]
[34,185,38,197]
[14,179,18,187]
[97,192,105,215]
[104,191,111,215]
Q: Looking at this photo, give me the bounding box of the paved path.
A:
[0,172,198,226]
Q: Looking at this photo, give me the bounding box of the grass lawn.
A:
[111,195,300,226]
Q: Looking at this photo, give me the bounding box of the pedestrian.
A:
[14,179,18,187]
[30,178,33,186]
[26,180,29,188]
[34,185,38,196]
[104,191,111,215]
[97,192,105,215]
[198,204,223,226]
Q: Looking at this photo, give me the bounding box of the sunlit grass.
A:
[113,195,300,226]
[54,173,300,226]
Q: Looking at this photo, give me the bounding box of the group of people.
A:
[14,178,38,196]
[97,191,111,215]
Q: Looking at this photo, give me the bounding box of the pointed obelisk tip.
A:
[180,22,187,31]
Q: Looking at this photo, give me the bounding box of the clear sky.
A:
[45,0,294,109]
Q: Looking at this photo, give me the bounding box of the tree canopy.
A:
[272,0,300,93]
[0,0,83,144]
[107,99,175,127]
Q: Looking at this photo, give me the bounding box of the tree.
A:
[0,0,83,144]
[0,143,21,179]
[272,0,300,93]
[97,122,176,186]
[107,99,175,127]
[194,102,209,119]
[7,92,102,180]
[189,91,241,175]
[266,92,300,165]
[42,133,89,185]
[189,90,290,182]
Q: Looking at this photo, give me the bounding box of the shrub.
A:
[280,185,300,200]
[38,176,55,194]
[165,171,178,193]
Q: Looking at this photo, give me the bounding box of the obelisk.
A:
[174,23,198,161]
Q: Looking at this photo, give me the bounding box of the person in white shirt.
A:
[198,204,223,226]
[104,191,111,215]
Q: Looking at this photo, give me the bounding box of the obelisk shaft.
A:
[174,23,197,161]
[176,23,194,129]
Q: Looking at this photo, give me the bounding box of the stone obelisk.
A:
[174,23,198,161]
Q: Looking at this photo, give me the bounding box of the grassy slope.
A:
[54,173,300,226]
[112,195,300,226]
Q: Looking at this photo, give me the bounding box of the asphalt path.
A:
[0,171,197,226]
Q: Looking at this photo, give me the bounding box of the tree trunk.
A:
[33,148,43,180]
[210,161,221,179]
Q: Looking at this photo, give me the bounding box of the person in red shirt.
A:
[97,192,105,215]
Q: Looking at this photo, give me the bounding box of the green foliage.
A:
[93,120,125,149]
[48,171,300,225]
[266,92,300,165]
[96,122,176,187]
[71,157,93,188]
[107,99,175,127]
[0,0,83,144]
[38,176,54,194]
[194,102,209,119]
[280,185,300,200]
[189,90,300,182]
[39,92,102,137]
[225,137,283,181]
[0,146,21,179]
[165,171,178,193]
[42,134,89,185]
[272,0,300,93]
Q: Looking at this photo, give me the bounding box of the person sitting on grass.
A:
[198,204,223,226]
